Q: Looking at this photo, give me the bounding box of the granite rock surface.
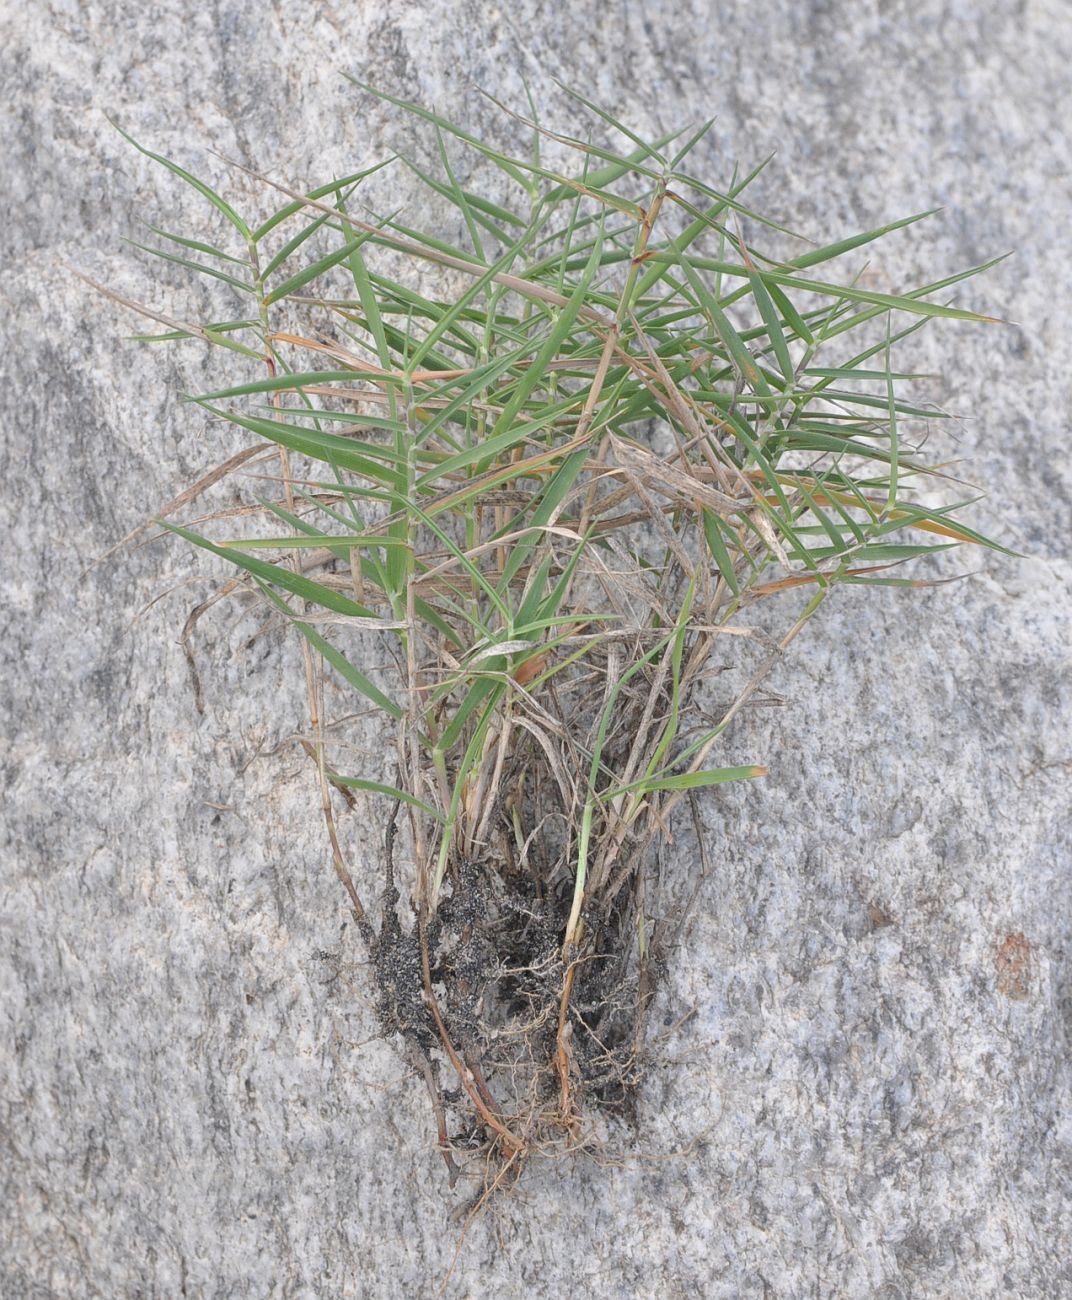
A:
[2,1,1071,1296]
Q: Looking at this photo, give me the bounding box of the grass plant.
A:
[97,85,1004,1197]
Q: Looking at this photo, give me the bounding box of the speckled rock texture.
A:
[2,2,1070,1296]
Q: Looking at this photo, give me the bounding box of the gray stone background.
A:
[2,0,1071,1296]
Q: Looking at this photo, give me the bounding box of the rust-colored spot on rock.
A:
[996,932,1033,1001]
